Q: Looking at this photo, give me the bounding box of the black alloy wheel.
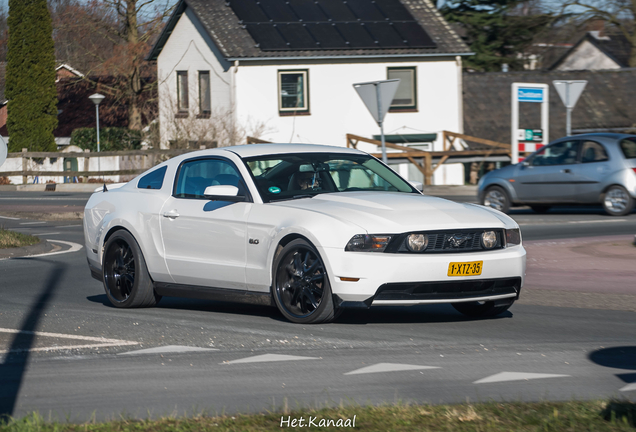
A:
[273,239,337,324]
[104,239,135,302]
[102,230,160,308]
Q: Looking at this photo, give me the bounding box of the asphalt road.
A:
[0,192,635,422]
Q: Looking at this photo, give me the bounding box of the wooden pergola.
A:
[346,131,511,185]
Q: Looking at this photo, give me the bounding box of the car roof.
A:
[564,133,636,141]
[224,143,367,158]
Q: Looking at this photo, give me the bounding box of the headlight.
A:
[406,233,428,252]
[481,231,497,249]
[505,228,522,247]
[345,234,392,252]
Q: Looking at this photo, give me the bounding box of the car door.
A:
[568,140,612,202]
[160,157,251,289]
[514,140,580,202]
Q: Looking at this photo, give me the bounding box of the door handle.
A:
[162,210,180,219]
[561,169,571,174]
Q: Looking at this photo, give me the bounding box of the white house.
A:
[550,31,631,71]
[148,0,472,184]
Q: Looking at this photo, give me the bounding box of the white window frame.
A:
[278,69,309,115]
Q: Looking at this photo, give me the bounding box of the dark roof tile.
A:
[463,69,636,145]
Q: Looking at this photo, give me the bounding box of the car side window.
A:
[137,166,167,190]
[620,138,636,159]
[174,158,245,199]
[531,141,579,166]
[580,141,609,163]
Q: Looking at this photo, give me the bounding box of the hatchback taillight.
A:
[633,168,636,174]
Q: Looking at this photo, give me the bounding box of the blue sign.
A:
[518,88,544,103]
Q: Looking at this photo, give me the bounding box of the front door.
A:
[514,140,581,202]
[160,157,251,289]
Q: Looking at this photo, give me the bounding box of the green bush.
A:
[70,127,142,152]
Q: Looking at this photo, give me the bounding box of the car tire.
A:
[602,185,634,216]
[530,205,551,213]
[272,239,338,324]
[102,230,161,308]
[452,300,513,318]
[482,186,511,213]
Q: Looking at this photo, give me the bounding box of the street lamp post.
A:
[88,93,105,177]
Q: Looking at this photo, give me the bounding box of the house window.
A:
[177,71,189,113]
[388,67,417,111]
[199,71,211,116]
[278,70,309,115]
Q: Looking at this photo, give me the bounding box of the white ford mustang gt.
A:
[84,143,526,324]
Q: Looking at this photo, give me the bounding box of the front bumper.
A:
[320,244,526,307]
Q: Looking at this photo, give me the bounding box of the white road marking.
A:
[0,240,83,260]
[221,353,320,364]
[568,219,627,224]
[620,383,636,392]
[344,363,440,375]
[118,345,218,356]
[19,221,46,225]
[0,328,138,354]
[38,232,61,236]
[0,215,20,220]
[474,372,570,384]
[60,224,82,228]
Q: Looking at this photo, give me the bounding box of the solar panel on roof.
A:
[259,0,299,22]
[227,0,437,51]
[345,0,386,21]
[288,0,329,21]
[277,24,319,49]
[245,23,288,50]
[374,0,414,20]
[305,23,348,48]
[366,22,407,47]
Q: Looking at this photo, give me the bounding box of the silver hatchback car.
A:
[478,133,636,216]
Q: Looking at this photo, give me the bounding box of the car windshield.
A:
[243,152,416,203]
[620,137,636,159]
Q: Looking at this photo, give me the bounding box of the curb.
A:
[0,238,56,259]
[0,184,100,192]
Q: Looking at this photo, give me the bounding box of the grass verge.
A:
[1,400,635,431]
[0,227,39,249]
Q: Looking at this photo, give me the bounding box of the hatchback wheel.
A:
[482,186,511,213]
[103,230,160,308]
[602,185,634,216]
[272,239,337,324]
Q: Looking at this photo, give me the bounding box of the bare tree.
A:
[51,0,174,130]
[159,91,274,150]
[560,0,636,66]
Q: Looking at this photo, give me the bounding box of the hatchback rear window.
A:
[620,138,636,159]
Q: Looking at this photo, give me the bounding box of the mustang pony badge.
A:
[447,234,473,248]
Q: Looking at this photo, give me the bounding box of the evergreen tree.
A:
[6,0,58,152]
[440,0,552,72]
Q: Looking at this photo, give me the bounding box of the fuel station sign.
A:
[511,83,549,163]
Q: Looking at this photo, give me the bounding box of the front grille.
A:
[386,228,504,254]
[373,277,521,302]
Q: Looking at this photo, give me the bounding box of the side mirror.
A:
[203,185,246,202]
[521,161,530,167]
[409,181,424,192]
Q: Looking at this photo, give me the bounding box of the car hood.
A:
[272,192,513,233]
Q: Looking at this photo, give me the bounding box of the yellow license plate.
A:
[448,261,483,277]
